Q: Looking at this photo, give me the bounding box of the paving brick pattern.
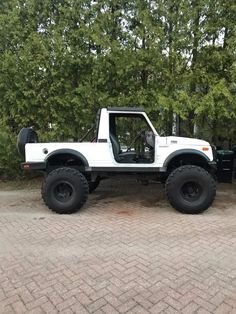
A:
[0,178,236,314]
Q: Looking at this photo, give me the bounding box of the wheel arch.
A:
[45,149,89,172]
[164,149,210,170]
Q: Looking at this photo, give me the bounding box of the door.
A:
[109,113,155,164]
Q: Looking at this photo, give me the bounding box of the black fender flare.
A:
[163,149,210,168]
[45,149,89,168]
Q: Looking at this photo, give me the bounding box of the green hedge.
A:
[0,126,22,179]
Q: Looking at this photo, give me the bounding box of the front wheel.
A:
[42,167,89,214]
[165,165,216,214]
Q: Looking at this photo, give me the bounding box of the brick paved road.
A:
[1,178,236,314]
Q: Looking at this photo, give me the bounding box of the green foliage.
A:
[0,0,236,178]
[0,124,21,179]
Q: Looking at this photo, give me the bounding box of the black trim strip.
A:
[108,107,144,112]
[98,139,108,143]
[87,167,164,173]
[21,162,46,170]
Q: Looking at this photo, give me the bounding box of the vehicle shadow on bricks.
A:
[1,178,236,217]
[87,178,175,215]
[87,178,236,217]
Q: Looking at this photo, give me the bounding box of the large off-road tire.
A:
[88,178,100,193]
[165,165,216,214]
[41,167,89,214]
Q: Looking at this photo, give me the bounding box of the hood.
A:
[165,136,210,146]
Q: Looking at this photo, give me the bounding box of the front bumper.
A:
[208,160,217,169]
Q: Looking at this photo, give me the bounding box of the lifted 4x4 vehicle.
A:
[17,107,217,215]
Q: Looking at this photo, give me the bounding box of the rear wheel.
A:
[42,167,88,214]
[165,165,216,214]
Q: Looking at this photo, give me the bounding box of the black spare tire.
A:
[17,128,38,157]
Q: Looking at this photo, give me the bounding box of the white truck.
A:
[17,107,217,215]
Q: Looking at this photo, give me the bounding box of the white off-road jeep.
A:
[17,107,217,214]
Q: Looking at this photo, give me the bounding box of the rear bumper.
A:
[21,162,46,170]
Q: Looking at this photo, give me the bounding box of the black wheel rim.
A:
[181,181,202,202]
[53,181,74,203]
